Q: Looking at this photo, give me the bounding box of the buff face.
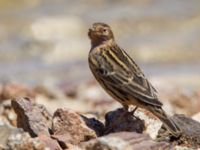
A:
[88,23,114,43]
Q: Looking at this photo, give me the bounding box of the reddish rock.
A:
[38,134,62,150]
[51,134,73,149]
[105,108,145,134]
[52,108,97,146]
[80,132,170,150]
[11,97,52,137]
[0,83,35,101]
[7,129,61,150]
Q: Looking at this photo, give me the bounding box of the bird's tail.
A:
[147,106,181,137]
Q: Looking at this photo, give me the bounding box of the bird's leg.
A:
[123,104,129,113]
[125,106,140,120]
[129,106,138,115]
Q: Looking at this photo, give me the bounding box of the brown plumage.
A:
[88,22,181,137]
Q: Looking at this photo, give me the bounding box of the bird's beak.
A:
[88,28,93,33]
[88,26,95,38]
[89,26,94,32]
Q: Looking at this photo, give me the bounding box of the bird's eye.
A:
[103,29,107,32]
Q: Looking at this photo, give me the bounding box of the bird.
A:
[88,22,181,137]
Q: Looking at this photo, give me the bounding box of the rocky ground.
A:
[0,82,200,150]
[0,0,200,150]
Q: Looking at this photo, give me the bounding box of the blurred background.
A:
[0,0,200,116]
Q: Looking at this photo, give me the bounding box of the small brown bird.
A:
[88,22,181,137]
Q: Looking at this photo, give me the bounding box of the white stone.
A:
[135,109,162,139]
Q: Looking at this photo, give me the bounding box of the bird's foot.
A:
[129,106,138,115]
[124,106,139,120]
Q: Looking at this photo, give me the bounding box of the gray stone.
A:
[80,132,170,150]
[0,125,23,149]
[158,114,200,148]
[11,97,52,137]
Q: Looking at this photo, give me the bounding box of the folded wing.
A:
[93,46,162,107]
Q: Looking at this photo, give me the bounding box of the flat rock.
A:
[80,132,170,150]
[52,108,97,147]
[11,97,52,137]
[105,108,145,134]
[158,114,200,148]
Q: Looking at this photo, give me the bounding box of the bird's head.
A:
[88,22,114,46]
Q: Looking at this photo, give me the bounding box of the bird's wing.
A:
[93,46,162,107]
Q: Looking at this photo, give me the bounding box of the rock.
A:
[0,124,47,150]
[134,108,163,139]
[7,132,45,150]
[0,83,35,101]
[11,97,52,137]
[80,132,170,150]
[192,112,200,123]
[158,114,200,148]
[0,99,17,126]
[51,134,81,149]
[0,125,24,149]
[52,108,97,147]
[81,115,105,136]
[105,108,145,134]
[38,134,62,150]
[174,145,199,150]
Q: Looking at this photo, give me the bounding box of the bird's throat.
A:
[91,38,114,49]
